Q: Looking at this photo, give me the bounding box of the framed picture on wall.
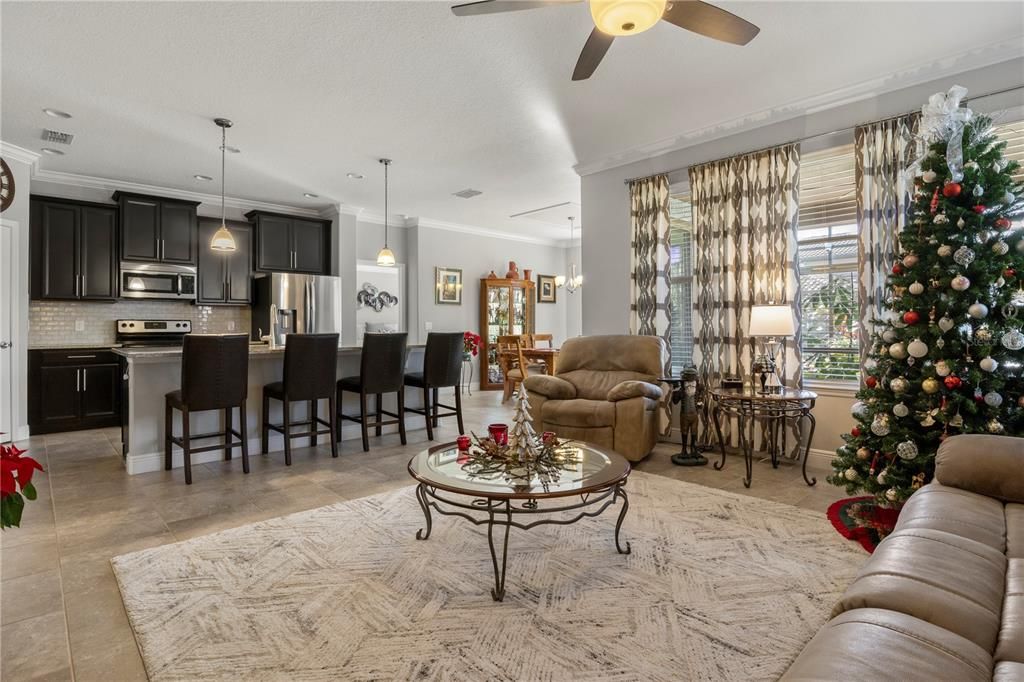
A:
[537,274,557,303]
[435,266,463,305]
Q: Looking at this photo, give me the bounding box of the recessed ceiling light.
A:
[41,147,65,155]
[303,192,319,199]
[42,108,72,119]
[224,145,240,154]
[194,174,213,181]
[346,172,364,180]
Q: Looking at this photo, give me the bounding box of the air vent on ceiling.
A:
[452,188,482,199]
[41,129,75,145]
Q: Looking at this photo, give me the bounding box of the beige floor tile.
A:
[64,579,133,652]
[1,537,60,581]
[56,510,170,556]
[166,503,278,541]
[59,532,178,595]
[0,569,64,626]
[1,611,72,681]
[71,637,147,682]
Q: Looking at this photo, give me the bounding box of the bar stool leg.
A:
[375,394,383,437]
[224,407,233,460]
[422,385,434,441]
[335,387,344,443]
[182,406,192,485]
[432,388,440,427]
[359,392,370,452]
[397,387,408,446]
[282,399,293,466]
[164,400,173,471]
[239,400,250,474]
[310,400,318,447]
[261,393,270,455]
[328,394,338,458]
[455,384,465,435]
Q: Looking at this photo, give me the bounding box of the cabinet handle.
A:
[82,369,87,392]
[80,275,86,297]
[76,368,81,392]
[160,239,165,260]
[66,355,96,359]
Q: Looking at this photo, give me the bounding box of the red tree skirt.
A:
[827,496,901,553]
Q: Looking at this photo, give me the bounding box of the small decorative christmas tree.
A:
[509,385,540,463]
[831,86,1024,506]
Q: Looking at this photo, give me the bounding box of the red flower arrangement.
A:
[463,331,481,357]
[1,440,44,529]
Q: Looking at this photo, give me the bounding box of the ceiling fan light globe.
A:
[376,247,396,267]
[210,223,237,252]
[590,0,666,36]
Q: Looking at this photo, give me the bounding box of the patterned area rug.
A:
[112,472,863,681]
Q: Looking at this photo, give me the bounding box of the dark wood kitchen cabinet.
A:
[246,210,330,275]
[114,191,199,265]
[28,349,122,434]
[30,196,118,301]
[197,219,252,305]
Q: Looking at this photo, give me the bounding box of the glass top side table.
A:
[709,386,818,489]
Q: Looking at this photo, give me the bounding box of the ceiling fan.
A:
[450,0,759,80]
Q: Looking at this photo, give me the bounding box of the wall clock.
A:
[0,158,14,213]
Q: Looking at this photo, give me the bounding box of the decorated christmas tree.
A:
[832,86,1024,506]
[509,385,540,463]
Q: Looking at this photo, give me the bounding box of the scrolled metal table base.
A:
[414,480,631,601]
[713,397,817,489]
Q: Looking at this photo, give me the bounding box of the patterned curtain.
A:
[629,174,672,434]
[689,144,802,454]
[855,114,919,369]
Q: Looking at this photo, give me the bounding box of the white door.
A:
[0,221,14,442]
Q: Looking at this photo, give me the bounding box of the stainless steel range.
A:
[116,319,192,347]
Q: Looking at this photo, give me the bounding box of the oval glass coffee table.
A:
[408,441,631,601]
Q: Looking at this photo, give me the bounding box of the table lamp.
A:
[748,304,795,394]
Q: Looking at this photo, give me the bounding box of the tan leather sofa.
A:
[522,335,667,462]
[782,434,1024,681]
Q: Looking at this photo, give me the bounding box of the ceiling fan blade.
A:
[661,0,760,45]
[573,29,615,81]
[451,0,580,17]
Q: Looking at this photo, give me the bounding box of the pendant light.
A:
[209,117,237,252]
[557,216,583,293]
[376,158,396,266]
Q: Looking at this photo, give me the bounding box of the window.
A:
[669,193,694,375]
[994,118,1024,233]
[798,144,860,383]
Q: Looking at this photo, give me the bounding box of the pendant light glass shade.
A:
[376,158,395,267]
[210,118,237,253]
[590,0,666,36]
[560,217,582,293]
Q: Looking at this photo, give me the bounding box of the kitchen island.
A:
[114,343,426,474]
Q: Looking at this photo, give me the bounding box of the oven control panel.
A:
[116,320,192,334]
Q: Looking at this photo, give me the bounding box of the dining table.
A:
[499,346,560,375]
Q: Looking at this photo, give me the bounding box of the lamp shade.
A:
[376,246,396,267]
[748,305,796,337]
[210,223,237,252]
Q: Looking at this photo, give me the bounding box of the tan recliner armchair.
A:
[523,335,667,462]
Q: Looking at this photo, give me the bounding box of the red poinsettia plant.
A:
[463,331,481,357]
[1,440,44,529]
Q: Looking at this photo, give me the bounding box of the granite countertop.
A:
[29,343,123,350]
[113,343,425,360]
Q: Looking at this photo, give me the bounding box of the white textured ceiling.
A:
[2,1,1022,240]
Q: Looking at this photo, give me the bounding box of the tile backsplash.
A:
[29,300,250,347]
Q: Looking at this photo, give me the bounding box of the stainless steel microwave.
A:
[120,262,197,300]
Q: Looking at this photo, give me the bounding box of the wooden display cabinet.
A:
[479,278,535,391]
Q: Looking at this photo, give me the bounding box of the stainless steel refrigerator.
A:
[251,273,342,346]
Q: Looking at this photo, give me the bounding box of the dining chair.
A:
[496,334,529,402]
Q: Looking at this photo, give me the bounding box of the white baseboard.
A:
[125,422,418,475]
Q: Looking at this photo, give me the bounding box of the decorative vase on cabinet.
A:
[479,278,535,391]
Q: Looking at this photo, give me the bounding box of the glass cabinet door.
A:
[511,287,525,335]
[486,285,510,384]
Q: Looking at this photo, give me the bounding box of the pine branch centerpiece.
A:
[461,386,581,487]
[831,85,1024,507]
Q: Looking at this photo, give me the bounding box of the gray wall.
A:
[580,57,1024,336]
[356,219,407,264]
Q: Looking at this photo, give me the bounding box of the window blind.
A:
[994,119,1024,184]
[798,144,857,233]
[669,193,694,374]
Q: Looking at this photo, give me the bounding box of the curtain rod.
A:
[621,82,1024,186]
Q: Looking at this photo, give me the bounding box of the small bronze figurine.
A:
[670,366,708,466]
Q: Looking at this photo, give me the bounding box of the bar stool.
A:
[337,332,408,452]
[404,332,465,440]
[165,334,249,485]
[261,333,339,465]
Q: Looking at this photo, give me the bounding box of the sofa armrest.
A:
[935,434,1024,503]
[607,380,663,402]
[523,375,576,400]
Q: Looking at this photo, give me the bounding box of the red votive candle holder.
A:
[456,435,471,452]
[542,431,556,445]
[488,423,509,446]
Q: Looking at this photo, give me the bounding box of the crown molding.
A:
[30,168,325,217]
[0,142,41,169]
[413,216,563,246]
[574,40,1024,177]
